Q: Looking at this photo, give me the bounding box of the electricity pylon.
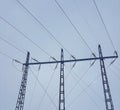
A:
[15,52,30,110]
[15,45,118,110]
[59,49,65,110]
[98,45,114,110]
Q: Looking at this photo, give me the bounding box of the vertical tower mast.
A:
[98,45,114,110]
[59,49,65,110]
[15,52,30,110]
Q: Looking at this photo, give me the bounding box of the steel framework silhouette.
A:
[15,45,118,110]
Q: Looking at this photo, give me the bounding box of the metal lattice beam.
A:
[23,56,118,65]
[59,49,65,110]
[15,45,118,110]
[15,52,30,110]
[98,45,114,110]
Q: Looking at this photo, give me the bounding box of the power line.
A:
[54,0,93,54]
[27,67,40,110]
[0,16,51,57]
[37,70,56,110]
[0,34,50,65]
[72,0,100,45]
[16,0,72,56]
[66,66,91,98]
[0,51,13,60]
[0,34,26,55]
[0,34,45,65]
[92,0,116,51]
[29,67,57,110]
[80,76,104,101]
[72,73,102,110]
[108,64,120,81]
[0,50,22,64]
[67,74,100,109]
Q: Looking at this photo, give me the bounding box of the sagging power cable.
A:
[92,0,117,52]
[0,16,52,57]
[30,67,57,109]
[16,0,73,56]
[54,0,94,55]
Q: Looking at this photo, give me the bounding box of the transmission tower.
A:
[59,49,65,110]
[15,45,118,110]
[98,45,114,110]
[15,52,30,110]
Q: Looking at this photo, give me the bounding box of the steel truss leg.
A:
[98,45,114,110]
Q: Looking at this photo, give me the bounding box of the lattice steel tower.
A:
[15,52,30,110]
[14,45,117,110]
[59,49,65,110]
[98,45,114,110]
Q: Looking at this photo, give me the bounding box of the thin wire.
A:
[73,70,104,100]
[29,67,57,109]
[12,60,23,72]
[54,0,93,53]
[80,76,104,101]
[36,70,56,110]
[0,34,42,65]
[0,16,51,57]
[28,67,40,110]
[71,73,102,110]
[67,74,100,109]
[108,63,120,81]
[49,65,92,103]
[16,0,72,56]
[0,34,26,55]
[66,66,91,98]
[92,0,116,51]
[109,66,120,81]
[0,51,13,60]
[67,61,117,109]
[48,67,74,103]
[72,0,100,46]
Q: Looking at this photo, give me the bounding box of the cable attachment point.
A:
[70,55,76,70]
[50,56,58,70]
[12,59,23,72]
[32,58,41,71]
[110,51,118,65]
[90,53,96,67]
[13,59,23,64]
[114,50,118,57]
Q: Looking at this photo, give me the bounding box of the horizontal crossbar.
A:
[23,55,118,65]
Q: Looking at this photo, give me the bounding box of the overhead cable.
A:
[0,34,44,65]
[92,0,116,51]
[71,73,102,110]
[67,74,100,109]
[66,66,91,98]
[30,67,57,109]
[27,66,40,110]
[0,51,22,64]
[16,0,72,56]
[54,0,93,54]
[0,16,51,57]
[36,70,56,110]
[0,35,26,55]
[0,51,13,60]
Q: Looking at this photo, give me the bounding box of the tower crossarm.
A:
[23,55,118,65]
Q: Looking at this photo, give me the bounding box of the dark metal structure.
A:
[98,45,114,110]
[59,49,65,110]
[15,45,118,110]
[15,52,30,110]
[23,56,118,65]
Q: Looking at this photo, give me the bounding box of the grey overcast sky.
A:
[0,0,120,110]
